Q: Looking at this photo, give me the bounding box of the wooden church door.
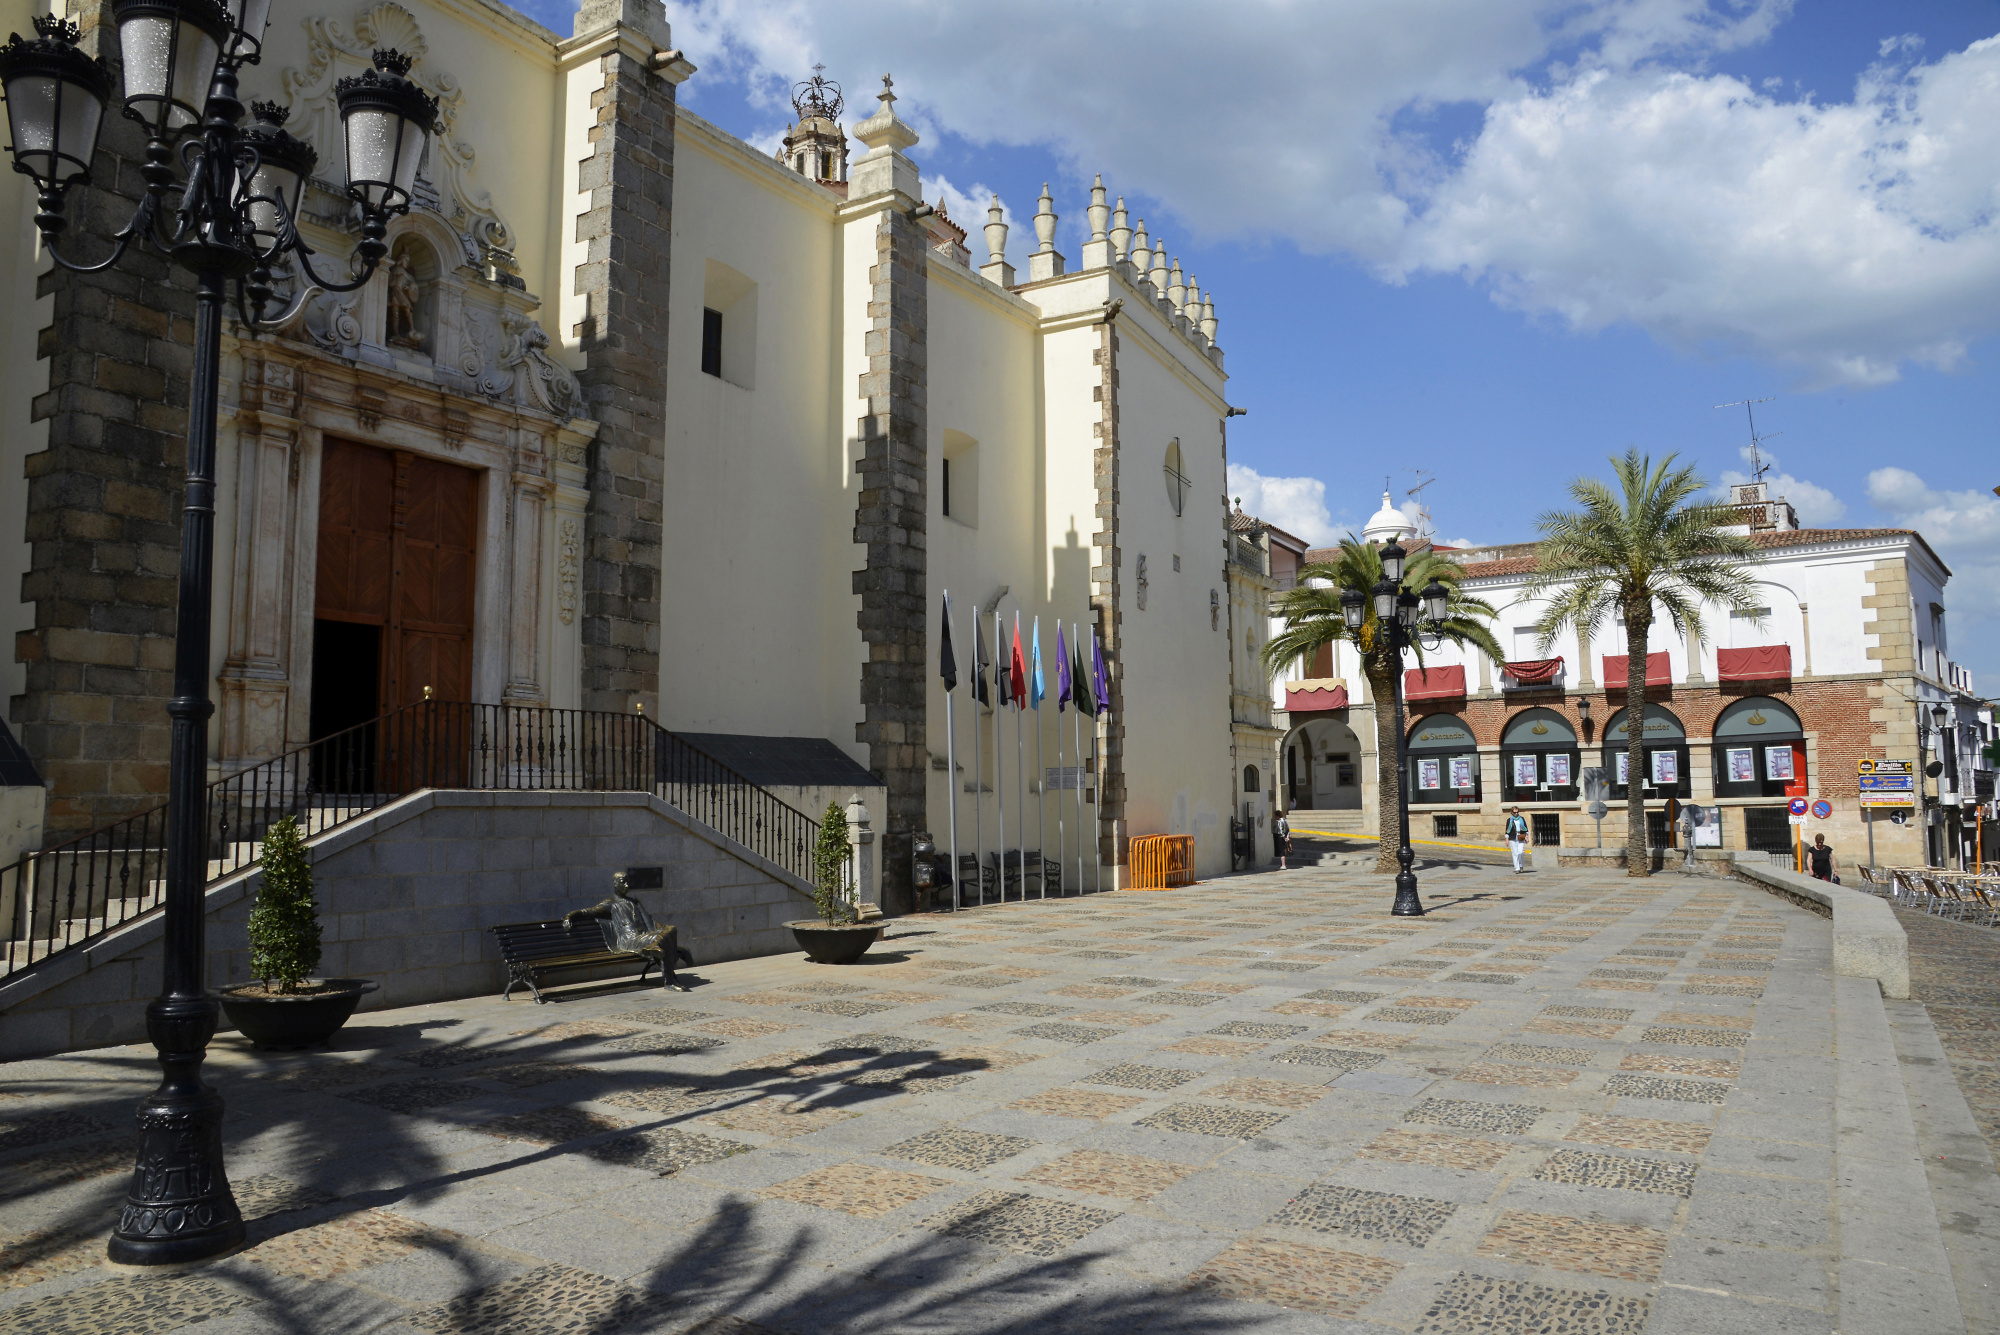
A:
[313,438,478,731]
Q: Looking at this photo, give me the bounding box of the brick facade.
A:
[571,44,675,715]
[1399,674,1917,863]
[1089,317,1126,866]
[12,4,194,836]
[850,207,928,914]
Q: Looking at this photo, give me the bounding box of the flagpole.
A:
[994,608,1005,909]
[1033,618,1046,901]
[1054,660,1065,901]
[944,593,961,914]
[1073,622,1084,898]
[1092,628,1105,894]
[972,669,983,906]
[1015,613,1026,903]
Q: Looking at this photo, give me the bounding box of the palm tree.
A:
[1525,449,1763,877]
[1262,537,1501,874]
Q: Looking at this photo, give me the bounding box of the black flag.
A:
[940,593,958,691]
[971,615,990,706]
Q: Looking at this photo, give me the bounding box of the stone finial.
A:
[850,71,920,201]
[1028,182,1066,281]
[1130,219,1153,287]
[1082,174,1114,268]
[1033,184,1057,253]
[1110,196,1131,260]
[1200,292,1218,343]
[1167,259,1186,313]
[980,194,1015,288]
[1148,240,1170,302]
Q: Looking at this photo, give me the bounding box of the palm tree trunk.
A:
[1625,614,1651,877]
[1368,651,1401,874]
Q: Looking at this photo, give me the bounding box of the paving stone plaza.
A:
[5,854,1999,1335]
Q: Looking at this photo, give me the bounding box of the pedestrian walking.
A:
[1273,810,1292,869]
[1809,833,1838,884]
[1504,806,1530,873]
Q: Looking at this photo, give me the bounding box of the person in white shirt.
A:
[1504,807,1530,873]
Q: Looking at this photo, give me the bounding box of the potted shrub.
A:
[788,801,880,964]
[219,816,376,1049]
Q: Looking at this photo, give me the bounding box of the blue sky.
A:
[519,0,2000,679]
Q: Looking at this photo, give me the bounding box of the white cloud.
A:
[655,0,2000,387]
[1715,447,1848,524]
[1228,464,1343,547]
[1868,467,2000,618]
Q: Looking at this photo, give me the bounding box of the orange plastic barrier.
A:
[1128,834,1196,890]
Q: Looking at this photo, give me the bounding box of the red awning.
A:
[1600,652,1670,687]
[1503,657,1564,685]
[1717,645,1792,682]
[1284,682,1349,712]
[1404,665,1467,701]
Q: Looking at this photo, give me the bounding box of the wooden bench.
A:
[488,920,691,1003]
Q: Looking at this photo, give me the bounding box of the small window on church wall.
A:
[701,258,758,389]
[1243,765,1259,793]
[700,309,722,377]
[942,431,979,527]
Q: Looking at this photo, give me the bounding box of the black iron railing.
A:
[2,700,819,978]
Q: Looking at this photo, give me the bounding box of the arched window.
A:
[1163,439,1188,516]
[1243,764,1260,793]
[1500,707,1579,801]
[1406,713,1480,804]
[1601,704,1690,800]
[1712,696,1806,798]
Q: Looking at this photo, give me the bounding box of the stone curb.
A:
[1735,860,1910,999]
[1834,974,1965,1333]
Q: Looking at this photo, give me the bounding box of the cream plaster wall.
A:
[1097,309,1234,878]
[0,0,47,722]
[657,117,854,748]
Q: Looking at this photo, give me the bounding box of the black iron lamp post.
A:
[1340,539,1451,918]
[0,9,435,1267]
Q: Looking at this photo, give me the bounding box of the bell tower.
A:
[779,67,849,184]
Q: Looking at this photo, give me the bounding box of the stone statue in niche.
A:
[385,255,424,349]
[562,871,694,991]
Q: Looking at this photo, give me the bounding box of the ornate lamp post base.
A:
[106,995,244,1266]
[1390,843,1425,917]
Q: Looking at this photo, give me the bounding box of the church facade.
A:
[0,0,1245,905]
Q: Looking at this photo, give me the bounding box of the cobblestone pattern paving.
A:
[0,865,1843,1332]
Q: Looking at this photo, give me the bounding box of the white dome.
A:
[1360,491,1415,543]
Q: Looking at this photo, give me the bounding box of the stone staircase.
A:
[1293,810,1368,835]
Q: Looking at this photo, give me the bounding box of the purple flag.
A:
[1091,630,1110,714]
[1055,624,1071,710]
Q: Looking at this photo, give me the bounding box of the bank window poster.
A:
[1766,746,1795,782]
[1651,749,1678,785]
[1727,747,1755,783]
[1418,758,1442,790]
[1451,756,1476,790]
[1616,751,1629,784]
[1512,754,1539,788]
[1547,753,1571,786]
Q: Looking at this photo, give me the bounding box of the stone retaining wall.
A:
[1733,859,1909,998]
[0,789,817,1059]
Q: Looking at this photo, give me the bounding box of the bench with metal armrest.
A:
[488,919,693,1003]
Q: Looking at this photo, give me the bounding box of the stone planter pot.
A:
[219,979,379,1050]
[787,920,881,965]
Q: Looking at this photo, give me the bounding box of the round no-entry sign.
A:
[1788,798,1809,816]
[1811,799,1832,820]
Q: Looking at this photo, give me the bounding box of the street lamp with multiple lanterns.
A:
[0,1,437,1266]
[1340,538,1451,918]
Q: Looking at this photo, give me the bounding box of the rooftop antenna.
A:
[1404,469,1436,543]
[1715,397,1782,486]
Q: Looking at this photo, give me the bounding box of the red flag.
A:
[1009,615,1028,709]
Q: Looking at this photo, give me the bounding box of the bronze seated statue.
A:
[563,872,694,992]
